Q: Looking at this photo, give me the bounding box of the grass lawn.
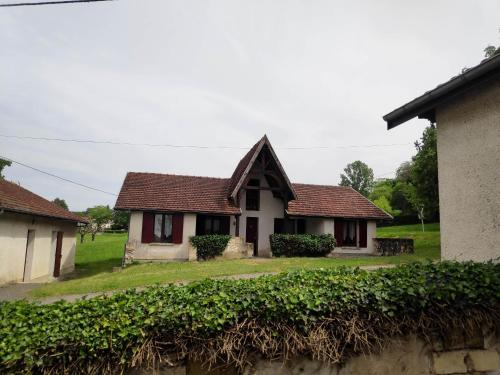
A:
[31,223,440,298]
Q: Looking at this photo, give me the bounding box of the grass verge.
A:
[30,223,440,298]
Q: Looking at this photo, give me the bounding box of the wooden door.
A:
[53,231,63,278]
[246,217,259,256]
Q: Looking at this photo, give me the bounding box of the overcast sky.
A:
[0,0,499,211]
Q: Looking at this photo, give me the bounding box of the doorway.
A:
[53,231,63,278]
[246,217,259,256]
[23,230,35,282]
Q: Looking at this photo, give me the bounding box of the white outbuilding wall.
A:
[0,212,77,285]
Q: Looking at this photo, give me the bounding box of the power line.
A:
[0,134,412,150]
[0,0,112,7]
[0,155,117,196]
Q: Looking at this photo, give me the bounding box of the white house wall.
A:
[128,211,197,261]
[239,177,285,257]
[302,217,377,254]
[0,212,77,285]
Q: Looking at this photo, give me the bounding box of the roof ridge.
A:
[127,171,230,180]
[292,182,350,189]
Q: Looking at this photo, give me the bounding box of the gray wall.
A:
[436,79,500,261]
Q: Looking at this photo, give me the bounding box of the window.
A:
[274,218,284,234]
[342,220,357,246]
[153,214,173,243]
[196,215,230,235]
[245,179,260,211]
[296,219,306,234]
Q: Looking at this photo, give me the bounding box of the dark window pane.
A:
[274,218,284,234]
[246,189,260,210]
[297,219,306,234]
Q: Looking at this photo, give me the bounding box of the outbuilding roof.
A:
[383,53,500,129]
[0,179,87,223]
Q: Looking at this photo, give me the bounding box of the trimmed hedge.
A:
[270,233,336,257]
[189,234,231,260]
[0,262,499,374]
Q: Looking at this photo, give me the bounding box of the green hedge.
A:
[1,262,499,374]
[270,233,336,257]
[189,234,231,260]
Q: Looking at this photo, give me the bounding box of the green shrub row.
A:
[270,233,336,257]
[0,262,499,374]
[189,234,232,260]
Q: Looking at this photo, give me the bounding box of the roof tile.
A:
[0,179,87,223]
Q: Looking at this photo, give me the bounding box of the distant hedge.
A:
[0,262,499,374]
[189,234,231,260]
[270,233,336,257]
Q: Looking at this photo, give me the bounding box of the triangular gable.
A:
[228,135,297,202]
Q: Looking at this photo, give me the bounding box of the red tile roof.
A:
[115,172,240,215]
[288,183,391,220]
[0,179,87,223]
[115,173,391,220]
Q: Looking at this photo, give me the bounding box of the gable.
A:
[227,135,297,202]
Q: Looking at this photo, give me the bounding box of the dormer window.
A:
[246,179,260,211]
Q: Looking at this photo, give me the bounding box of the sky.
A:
[0,0,499,211]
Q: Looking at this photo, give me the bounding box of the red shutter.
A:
[334,219,344,247]
[172,213,184,244]
[359,220,367,248]
[141,212,154,243]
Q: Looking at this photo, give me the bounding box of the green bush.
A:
[270,233,336,257]
[0,262,499,374]
[189,234,231,260]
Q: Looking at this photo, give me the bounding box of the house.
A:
[383,54,500,262]
[115,135,391,261]
[0,179,87,285]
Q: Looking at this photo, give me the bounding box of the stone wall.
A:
[373,238,414,256]
[127,327,500,375]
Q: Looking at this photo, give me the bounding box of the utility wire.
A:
[0,134,412,150]
[0,0,112,7]
[0,155,118,196]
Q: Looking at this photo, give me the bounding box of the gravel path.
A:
[0,265,395,304]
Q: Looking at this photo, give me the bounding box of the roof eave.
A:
[1,207,88,224]
[383,54,500,129]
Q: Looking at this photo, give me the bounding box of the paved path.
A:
[0,265,395,304]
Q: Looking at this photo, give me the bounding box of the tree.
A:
[111,210,129,230]
[339,160,374,197]
[372,196,400,217]
[52,198,68,210]
[87,205,113,241]
[0,158,11,179]
[411,125,439,221]
[484,45,499,58]
[78,223,90,244]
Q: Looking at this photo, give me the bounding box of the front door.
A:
[246,217,259,256]
[53,231,63,278]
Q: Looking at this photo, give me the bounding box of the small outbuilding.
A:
[0,179,87,285]
[383,54,500,262]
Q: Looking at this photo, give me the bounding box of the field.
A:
[31,223,440,298]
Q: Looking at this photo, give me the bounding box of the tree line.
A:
[339,125,439,224]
